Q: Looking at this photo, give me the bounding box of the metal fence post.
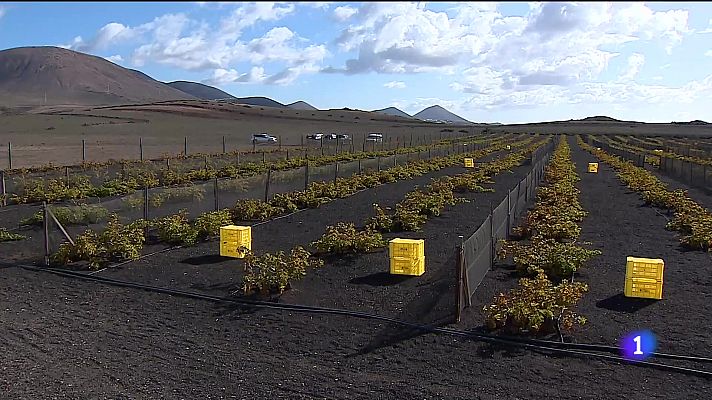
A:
[377,156,381,171]
[334,162,339,183]
[82,139,86,162]
[184,136,189,156]
[214,177,219,211]
[455,241,464,323]
[358,159,362,173]
[264,168,272,202]
[166,158,170,171]
[65,166,70,187]
[140,137,144,161]
[43,202,50,266]
[262,151,266,165]
[304,162,309,190]
[222,136,226,154]
[7,142,12,170]
[489,203,494,269]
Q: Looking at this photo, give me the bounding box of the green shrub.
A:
[311,222,387,254]
[21,204,110,226]
[0,227,25,242]
[153,210,199,245]
[243,246,323,295]
[231,199,283,221]
[52,214,146,268]
[193,210,232,239]
[483,271,588,335]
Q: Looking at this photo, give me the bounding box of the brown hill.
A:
[0,46,195,107]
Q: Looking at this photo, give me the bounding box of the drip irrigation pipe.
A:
[4,261,711,378]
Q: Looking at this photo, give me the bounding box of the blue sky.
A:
[1,2,711,123]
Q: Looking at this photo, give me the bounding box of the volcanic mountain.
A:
[373,107,412,118]
[413,105,471,124]
[0,46,195,107]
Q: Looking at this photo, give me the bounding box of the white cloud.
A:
[302,2,332,9]
[384,81,406,89]
[705,50,712,57]
[333,5,358,22]
[105,54,124,63]
[326,2,690,81]
[619,53,645,81]
[63,22,137,52]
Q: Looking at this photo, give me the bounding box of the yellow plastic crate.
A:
[588,162,598,173]
[464,158,475,168]
[389,238,425,259]
[390,256,425,276]
[220,225,251,258]
[625,277,663,300]
[505,145,511,150]
[626,256,664,281]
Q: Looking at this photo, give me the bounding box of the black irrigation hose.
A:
[4,261,712,378]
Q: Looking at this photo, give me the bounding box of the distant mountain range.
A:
[0,46,471,124]
[166,81,235,100]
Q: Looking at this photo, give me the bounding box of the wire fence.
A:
[3,141,485,266]
[659,157,712,193]
[0,135,494,207]
[584,135,645,167]
[455,137,558,321]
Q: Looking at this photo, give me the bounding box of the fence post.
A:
[7,142,12,170]
[214,177,219,211]
[264,168,272,202]
[489,202,494,269]
[334,162,339,183]
[222,136,226,154]
[184,137,188,156]
[304,162,309,190]
[377,156,381,172]
[166,158,170,171]
[143,187,149,221]
[358,159,362,173]
[262,151,266,165]
[82,139,86,162]
[43,202,50,266]
[506,188,511,239]
[455,241,464,323]
[236,151,240,166]
[278,135,282,152]
[320,138,324,156]
[0,170,5,206]
[65,166,70,187]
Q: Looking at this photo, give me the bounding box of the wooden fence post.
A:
[264,168,272,202]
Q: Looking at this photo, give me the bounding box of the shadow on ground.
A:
[596,293,658,313]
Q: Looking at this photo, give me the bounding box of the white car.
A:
[252,133,277,143]
[366,133,383,142]
[306,133,324,140]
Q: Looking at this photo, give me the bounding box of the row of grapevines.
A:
[483,138,599,336]
[578,136,712,251]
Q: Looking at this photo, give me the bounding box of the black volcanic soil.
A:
[1,136,712,399]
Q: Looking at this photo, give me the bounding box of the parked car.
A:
[306,133,324,140]
[366,133,383,142]
[252,133,277,143]
[325,133,350,140]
